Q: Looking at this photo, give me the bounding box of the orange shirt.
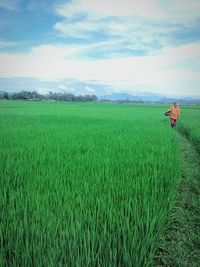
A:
[168,105,180,119]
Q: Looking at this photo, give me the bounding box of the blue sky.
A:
[0,0,200,96]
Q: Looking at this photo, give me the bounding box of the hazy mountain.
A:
[99,92,164,101]
[98,92,200,104]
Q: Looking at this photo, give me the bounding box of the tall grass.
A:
[0,101,180,266]
[177,105,200,153]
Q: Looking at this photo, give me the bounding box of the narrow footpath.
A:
[154,132,200,266]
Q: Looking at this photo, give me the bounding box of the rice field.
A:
[177,105,200,153]
[0,101,180,267]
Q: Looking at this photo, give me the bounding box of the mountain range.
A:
[98,92,200,104]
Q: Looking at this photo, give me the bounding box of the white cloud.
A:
[0,42,200,96]
[1,1,199,97]
[85,85,95,93]
[55,0,166,19]
[57,84,76,93]
[58,84,68,90]
[54,20,103,38]
[53,0,200,60]
[54,0,167,40]
[55,0,200,24]
[160,43,200,65]
[167,0,200,23]
[174,0,200,11]
[0,40,17,49]
[31,44,80,59]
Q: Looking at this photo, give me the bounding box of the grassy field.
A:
[0,100,183,266]
[177,105,200,153]
[155,104,200,266]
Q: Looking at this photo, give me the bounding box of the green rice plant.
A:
[0,101,180,266]
[177,105,200,153]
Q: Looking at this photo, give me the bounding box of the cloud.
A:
[1,1,200,97]
[161,0,200,24]
[54,0,166,45]
[55,0,200,25]
[57,84,76,93]
[54,16,167,59]
[58,84,68,90]
[0,42,200,96]
[84,85,95,93]
[55,0,166,19]
[54,19,104,38]
[53,0,200,60]
[0,40,18,49]
[162,42,200,64]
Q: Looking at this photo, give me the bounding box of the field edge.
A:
[154,130,200,266]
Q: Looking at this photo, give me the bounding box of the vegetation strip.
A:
[178,124,200,155]
[154,131,200,266]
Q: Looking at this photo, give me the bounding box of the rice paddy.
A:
[177,105,200,153]
[0,101,181,266]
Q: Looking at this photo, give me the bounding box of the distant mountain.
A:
[98,92,164,102]
[98,92,200,104]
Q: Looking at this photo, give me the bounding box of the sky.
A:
[0,0,200,97]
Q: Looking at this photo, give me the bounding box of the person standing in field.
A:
[165,103,180,127]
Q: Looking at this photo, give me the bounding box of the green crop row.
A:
[177,105,200,153]
[0,101,180,267]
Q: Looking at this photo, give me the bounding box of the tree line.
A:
[0,91,97,102]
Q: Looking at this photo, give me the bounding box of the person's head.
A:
[173,102,179,107]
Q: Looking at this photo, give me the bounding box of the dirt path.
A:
[154,132,200,266]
